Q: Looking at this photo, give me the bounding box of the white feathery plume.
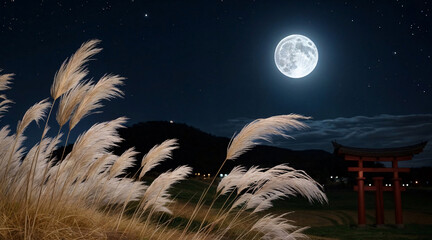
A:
[0,126,12,165]
[67,154,117,204]
[226,114,309,161]
[16,99,51,135]
[218,165,268,196]
[235,166,268,194]
[30,134,63,188]
[251,191,286,213]
[0,127,26,186]
[0,71,14,91]
[93,178,147,206]
[69,74,125,130]
[2,134,26,179]
[108,148,138,179]
[27,136,62,196]
[16,139,48,179]
[229,164,326,213]
[139,139,179,180]
[67,117,127,164]
[140,165,192,214]
[251,214,308,240]
[217,165,246,195]
[0,70,14,118]
[50,39,101,100]
[0,94,14,118]
[56,80,93,127]
[251,169,326,213]
[49,118,126,195]
[83,153,116,181]
[9,138,52,199]
[231,193,253,210]
[275,174,327,204]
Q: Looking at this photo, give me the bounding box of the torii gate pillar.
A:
[333,141,427,227]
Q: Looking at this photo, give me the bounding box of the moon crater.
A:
[274,34,318,78]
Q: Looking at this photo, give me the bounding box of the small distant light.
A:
[389,184,392,186]
[169,120,174,124]
[369,184,371,186]
[402,184,405,187]
[224,174,228,177]
[330,176,333,179]
[219,174,223,178]
[335,176,339,179]
[197,173,200,176]
[208,174,210,177]
[415,181,419,184]
[385,184,388,187]
[407,184,409,187]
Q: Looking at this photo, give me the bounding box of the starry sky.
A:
[0,0,431,166]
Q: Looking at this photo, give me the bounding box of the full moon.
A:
[274,34,318,78]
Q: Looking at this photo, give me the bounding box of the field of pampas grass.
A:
[0,40,326,240]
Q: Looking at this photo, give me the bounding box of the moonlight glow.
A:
[274,34,318,78]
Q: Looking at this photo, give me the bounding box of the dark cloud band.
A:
[216,114,432,167]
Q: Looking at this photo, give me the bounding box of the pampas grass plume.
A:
[16,99,51,135]
[56,81,93,127]
[69,74,124,130]
[226,114,310,161]
[50,39,101,100]
[139,139,179,180]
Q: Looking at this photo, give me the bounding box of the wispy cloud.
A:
[215,114,432,167]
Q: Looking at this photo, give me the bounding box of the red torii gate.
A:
[333,141,427,227]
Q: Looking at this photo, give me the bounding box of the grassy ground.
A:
[164,178,432,240]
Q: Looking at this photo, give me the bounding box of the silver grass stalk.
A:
[3,134,26,175]
[16,99,51,135]
[93,178,147,206]
[0,71,13,118]
[217,166,246,195]
[56,80,93,127]
[67,117,127,163]
[26,136,60,196]
[183,115,310,238]
[10,138,52,199]
[69,74,125,130]
[0,94,13,118]
[0,129,26,188]
[140,165,192,214]
[226,114,309,161]
[0,71,14,91]
[50,39,101,100]
[108,148,138,179]
[49,117,127,203]
[234,166,268,194]
[228,164,326,213]
[71,153,116,203]
[4,99,50,187]
[29,135,62,187]
[250,214,308,240]
[139,139,179,180]
[83,153,115,181]
[0,126,13,167]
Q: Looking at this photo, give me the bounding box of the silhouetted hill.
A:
[53,121,432,185]
[110,121,347,183]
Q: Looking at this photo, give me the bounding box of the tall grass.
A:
[0,40,326,239]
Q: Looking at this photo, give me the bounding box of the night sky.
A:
[0,0,431,166]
